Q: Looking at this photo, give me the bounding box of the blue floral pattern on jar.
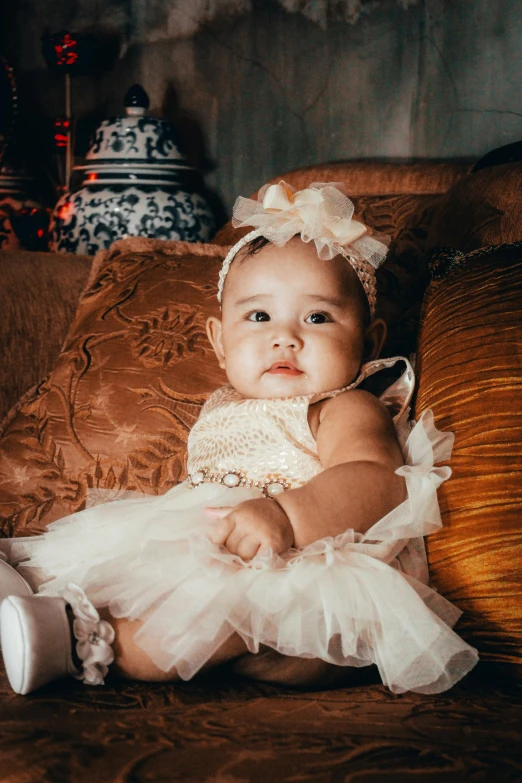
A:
[88,117,185,164]
[51,186,215,255]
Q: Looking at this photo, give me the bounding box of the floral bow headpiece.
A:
[218,181,389,318]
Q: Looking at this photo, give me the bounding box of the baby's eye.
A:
[305,312,331,324]
[247,311,270,322]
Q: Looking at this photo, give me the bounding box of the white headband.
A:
[217,181,389,318]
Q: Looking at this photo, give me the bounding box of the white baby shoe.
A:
[1,583,115,695]
[0,558,33,649]
[1,594,78,694]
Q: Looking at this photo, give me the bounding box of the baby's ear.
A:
[206,317,226,369]
[363,318,387,361]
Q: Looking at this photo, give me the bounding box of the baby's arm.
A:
[275,389,406,548]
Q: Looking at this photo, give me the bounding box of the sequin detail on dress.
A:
[187,387,320,492]
[186,356,415,491]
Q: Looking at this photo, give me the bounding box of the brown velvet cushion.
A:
[0,250,93,421]
[427,163,522,251]
[1,665,522,781]
[0,239,227,537]
[414,243,522,666]
[212,161,469,246]
[355,195,435,358]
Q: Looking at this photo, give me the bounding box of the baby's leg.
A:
[102,611,249,682]
[231,649,379,690]
[102,612,376,688]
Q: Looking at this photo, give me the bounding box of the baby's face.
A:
[207,238,382,399]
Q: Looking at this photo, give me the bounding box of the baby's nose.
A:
[271,329,303,349]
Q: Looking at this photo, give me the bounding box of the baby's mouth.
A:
[267,361,304,376]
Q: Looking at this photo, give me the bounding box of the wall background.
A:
[6,0,522,211]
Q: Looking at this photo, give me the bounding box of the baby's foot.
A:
[0,585,114,695]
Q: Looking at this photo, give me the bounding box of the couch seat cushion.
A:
[0,666,521,782]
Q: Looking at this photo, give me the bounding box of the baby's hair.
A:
[237,234,371,326]
[237,234,271,260]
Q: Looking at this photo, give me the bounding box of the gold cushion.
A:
[0,239,227,537]
[415,243,522,665]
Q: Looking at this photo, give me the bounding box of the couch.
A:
[0,160,521,782]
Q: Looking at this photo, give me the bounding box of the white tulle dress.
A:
[5,356,478,694]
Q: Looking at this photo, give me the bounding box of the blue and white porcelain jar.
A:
[50,85,216,254]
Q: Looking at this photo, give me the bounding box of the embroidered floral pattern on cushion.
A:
[0,240,228,537]
[127,302,210,369]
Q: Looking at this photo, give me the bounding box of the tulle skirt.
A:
[3,410,478,694]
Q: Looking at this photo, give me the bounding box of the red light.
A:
[53,118,70,149]
[53,33,79,67]
[87,173,98,181]
[57,202,73,220]
[37,229,45,238]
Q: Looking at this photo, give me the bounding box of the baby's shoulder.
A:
[314,389,392,435]
[313,390,401,467]
[324,388,388,414]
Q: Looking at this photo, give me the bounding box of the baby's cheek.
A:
[223,358,261,399]
[323,349,362,391]
[318,336,358,369]
[232,344,261,373]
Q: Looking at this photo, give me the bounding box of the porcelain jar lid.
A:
[75,85,196,187]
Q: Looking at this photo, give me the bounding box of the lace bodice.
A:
[186,357,414,492]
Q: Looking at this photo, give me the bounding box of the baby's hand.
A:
[205,498,294,561]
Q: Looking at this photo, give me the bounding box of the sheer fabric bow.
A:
[232,181,388,268]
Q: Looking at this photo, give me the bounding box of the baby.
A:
[204,233,404,560]
[0,181,478,695]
